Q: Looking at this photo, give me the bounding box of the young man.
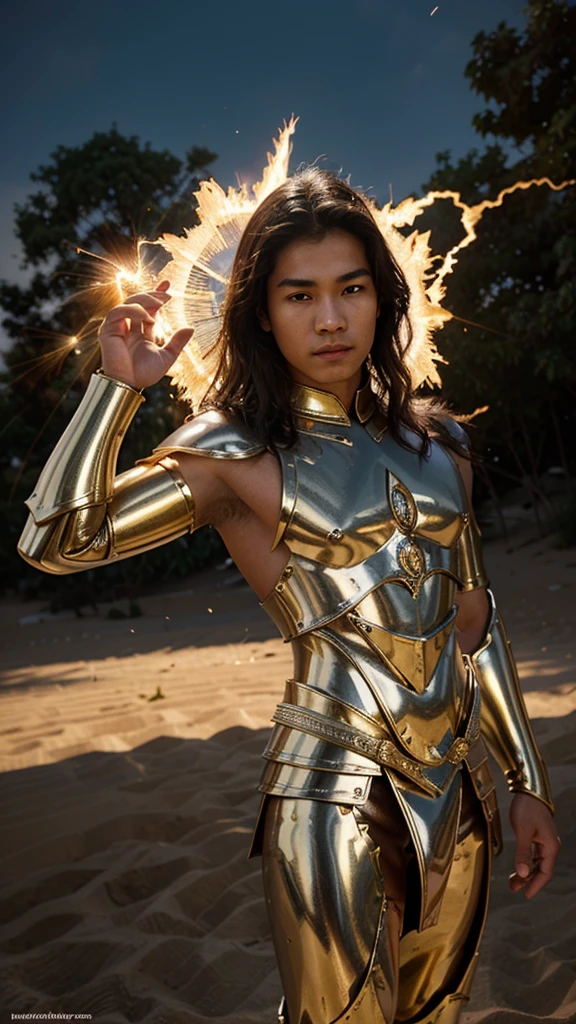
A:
[19,170,558,1023]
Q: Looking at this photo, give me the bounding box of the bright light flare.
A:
[57,120,574,409]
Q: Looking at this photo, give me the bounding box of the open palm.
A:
[98,280,193,391]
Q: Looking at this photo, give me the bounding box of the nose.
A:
[314,296,347,334]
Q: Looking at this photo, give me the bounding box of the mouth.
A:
[312,344,353,361]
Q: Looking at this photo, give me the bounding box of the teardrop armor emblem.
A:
[397,537,426,597]
[391,484,417,533]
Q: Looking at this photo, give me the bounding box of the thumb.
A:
[515,839,533,878]
[161,327,194,365]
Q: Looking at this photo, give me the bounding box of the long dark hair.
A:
[207,168,465,457]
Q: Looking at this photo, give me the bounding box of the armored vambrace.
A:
[18,372,195,573]
[471,589,554,813]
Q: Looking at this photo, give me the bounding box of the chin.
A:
[306,361,364,387]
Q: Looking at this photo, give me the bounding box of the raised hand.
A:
[509,792,560,899]
[98,279,193,391]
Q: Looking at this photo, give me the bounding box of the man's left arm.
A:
[453,450,560,899]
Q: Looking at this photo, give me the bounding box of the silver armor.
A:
[18,373,553,1023]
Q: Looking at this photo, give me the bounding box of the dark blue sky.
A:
[1,0,525,284]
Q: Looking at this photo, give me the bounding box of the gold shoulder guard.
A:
[18,372,195,576]
[138,408,266,465]
[470,590,554,812]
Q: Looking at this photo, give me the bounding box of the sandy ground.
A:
[0,539,575,1023]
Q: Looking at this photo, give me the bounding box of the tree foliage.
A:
[420,0,575,520]
[467,0,576,179]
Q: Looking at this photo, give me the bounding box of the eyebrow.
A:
[277,267,372,287]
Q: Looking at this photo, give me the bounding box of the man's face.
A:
[262,229,378,391]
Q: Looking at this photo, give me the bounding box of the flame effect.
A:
[73,119,574,409]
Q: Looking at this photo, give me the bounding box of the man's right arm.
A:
[17,371,220,575]
[18,279,239,575]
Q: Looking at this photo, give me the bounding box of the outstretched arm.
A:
[453,450,560,898]
[18,283,219,574]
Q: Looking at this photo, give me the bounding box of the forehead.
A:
[270,229,369,280]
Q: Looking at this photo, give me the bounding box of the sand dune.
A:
[0,539,575,1022]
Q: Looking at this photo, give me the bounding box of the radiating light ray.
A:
[143,122,573,407]
[26,120,574,414]
[396,177,576,295]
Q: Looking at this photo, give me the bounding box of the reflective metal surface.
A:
[262,772,491,1024]
[258,381,549,972]
[267,394,467,575]
[143,406,265,462]
[18,371,551,1015]
[262,795,393,1023]
[471,590,554,812]
[395,772,490,1023]
[347,606,457,694]
[18,373,195,574]
[457,513,490,592]
[24,372,144,524]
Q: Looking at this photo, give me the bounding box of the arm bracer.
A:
[470,590,554,813]
[18,372,195,575]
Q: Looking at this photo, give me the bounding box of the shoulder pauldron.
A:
[140,409,266,464]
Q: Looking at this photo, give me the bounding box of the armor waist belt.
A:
[272,685,481,798]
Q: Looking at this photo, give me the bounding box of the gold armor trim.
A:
[289,377,376,426]
[347,608,456,694]
[471,590,554,812]
[267,678,480,786]
[457,510,490,591]
[270,454,297,552]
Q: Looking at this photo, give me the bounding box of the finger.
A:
[524,842,559,900]
[159,327,194,365]
[156,279,171,292]
[102,304,155,328]
[514,831,534,882]
[509,870,531,892]
[122,292,170,310]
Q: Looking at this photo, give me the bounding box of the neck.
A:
[289,367,363,411]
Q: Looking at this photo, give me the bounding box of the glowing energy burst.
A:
[98,119,573,410]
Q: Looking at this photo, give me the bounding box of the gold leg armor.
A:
[263,772,489,1024]
[262,792,397,1024]
[470,590,554,813]
[18,372,195,574]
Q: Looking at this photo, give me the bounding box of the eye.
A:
[343,284,364,294]
[288,292,311,302]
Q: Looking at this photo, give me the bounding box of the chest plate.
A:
[276,420,466,564]
[265,418,469,641]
